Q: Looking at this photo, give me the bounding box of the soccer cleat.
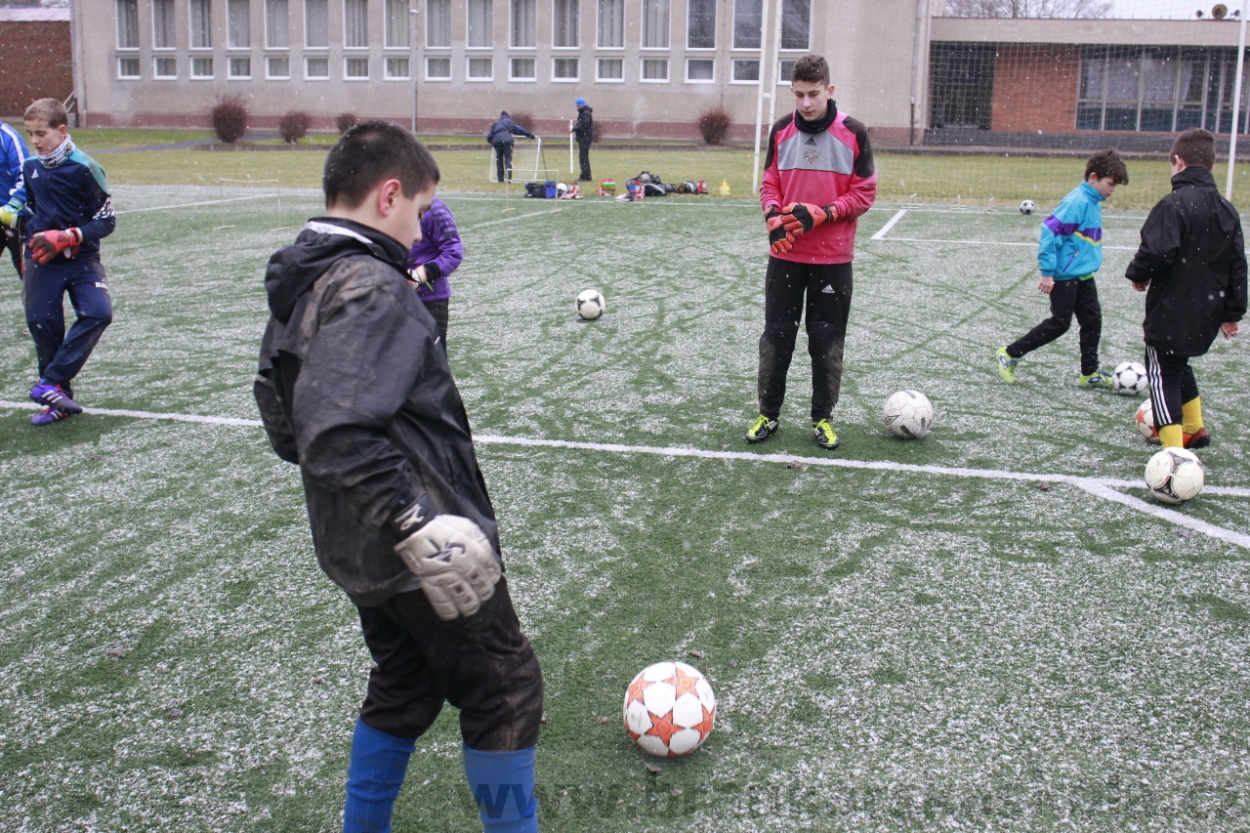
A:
[1183,427,1210,449]
[745,415,778,444]
[29,381,83,414]
[30,406,76,426]
[1077,370,1115,389]
[812,419,840,450]
[995,347,1017,384]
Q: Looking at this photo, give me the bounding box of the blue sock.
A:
[343,719,416,833]
[462,745,538,832]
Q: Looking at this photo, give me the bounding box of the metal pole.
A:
[765,0,782,128]
[1226,7,1248,198]
[410,6,421,134]
[750,0,772,195]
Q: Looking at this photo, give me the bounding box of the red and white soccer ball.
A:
[623,661,716,758]
[1112,361,1148,395]
[882,390,934,439]
[1144,447,1205,504]
[1135,399,1161,444]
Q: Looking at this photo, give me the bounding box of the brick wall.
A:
[0,21,73,117]
[991,45,1080,134]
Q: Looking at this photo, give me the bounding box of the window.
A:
[385,0,411,48]
[512,0,535,47]
[468,0,493,47]
[154,56,177,77]
[345,0,368,48]
[597,0,622,48]
[732,59,759,82]
[306,56,329,77]
[468,56,493,78]
[116,0,138,49]
[687,58,713,82]
[305,0,329,48]
[229,0,251,48]
[266,0,290,48]
[511,56,535,79]
[427,0,451,47]
[733,0,761,50]
[641,57,667,81]
[345,56,369,77]
[597,56,622,80]
[267,55,290,77]
[191,0,212,48]
[386,56,410,77]
[779,59,795,84]
[780,0,809,51]
[554,57,578,79]
[427,56,451,78]
[554,0,578,48]
[641,0,668,49]
[230,56,252,77]
[191,55,215,77]
[153,0,176,49]
[688,0,714,49]
[118,56,140,78]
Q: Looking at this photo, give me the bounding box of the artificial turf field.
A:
[2,185,1250,833]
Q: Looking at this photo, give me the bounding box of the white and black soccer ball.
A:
[1112,361,1148,396]
[1019,199,1037,216]
[882,390,934,439]
[576,289,605,320]
[1135,399,1161,444]
[1144,447,1205,504]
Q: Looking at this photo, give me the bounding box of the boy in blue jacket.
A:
[0,121,30,277]
[20,98,115,425]
[996,149,1128,387]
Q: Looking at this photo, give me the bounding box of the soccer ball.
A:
[882,390,934,439]
[1135,399,1161,444]
[1112,361,1148,396]
[1019,199,1037,215]
[576,289,605,320]
[623,661,716,758]
[1144,447,1205,504]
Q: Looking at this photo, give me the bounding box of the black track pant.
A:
[577,141,592,181]
[493,142,513,183]
[422,298,449,347]
[757,258,852,423]
[356,578,544,751]
[1145,345,1199,429]
[2,222,22,278]
[1006,276,1102,375]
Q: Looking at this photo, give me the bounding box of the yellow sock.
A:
[1181,396,1203,435]
[1158,424,1184,448]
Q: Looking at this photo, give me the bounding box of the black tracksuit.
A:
[573,105,593,181]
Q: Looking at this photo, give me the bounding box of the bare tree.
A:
[945,0,1113,17]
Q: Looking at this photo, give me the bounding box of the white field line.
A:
[3,399,1248,547]
[113,194,279,215]
[871,209,908,240]
[874,236,1139,252]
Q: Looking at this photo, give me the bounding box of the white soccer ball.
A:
[1135,399,1161,444]
[882,390,934,439]
[1019,199,1037,215]
[1112,361,1148,396]
[623,661,716,758]
[576,289,605,320]
[1144,447,1205,504]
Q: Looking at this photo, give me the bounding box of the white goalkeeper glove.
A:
[393,505,501,621]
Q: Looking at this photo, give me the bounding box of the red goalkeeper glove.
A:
[30,228,82,264]
[780,202,839,233]
[765,208,799,256]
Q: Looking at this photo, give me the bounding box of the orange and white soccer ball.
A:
[1135,399,1161,444]
[623,661,716,758]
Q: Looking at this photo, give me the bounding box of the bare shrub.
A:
[279,111,311,144]
[210,95,249,144]
[336,112,358,135]
[698,107,732,146]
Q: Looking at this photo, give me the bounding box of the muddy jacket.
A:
[254,217,498,606]
[1125,166,1248,357]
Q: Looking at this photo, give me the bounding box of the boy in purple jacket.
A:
[408,196,463,347]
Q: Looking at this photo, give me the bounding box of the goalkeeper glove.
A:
[392,498,501,621]
[765,208,798,256]
[30,228,82,264]
[781,202,839,233]
[0,199,21,229]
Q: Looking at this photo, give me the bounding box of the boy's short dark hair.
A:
[24,97,68,127]
[1085,149,1129,185]
[1171,128,1217,171]
[791,54,830,87]
[322,120,440,209]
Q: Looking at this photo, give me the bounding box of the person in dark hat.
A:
[486,111,535,183]
[570,98,594,182]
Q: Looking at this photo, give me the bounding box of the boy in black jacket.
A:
[254,122,542,833]
[1125,127,1247,449]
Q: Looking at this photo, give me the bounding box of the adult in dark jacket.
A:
[1125,127,1247,450]
[571,98,593,182]
[254,122,542,833]
[486,111,535,183]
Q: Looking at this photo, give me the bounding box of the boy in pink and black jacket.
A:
[746,54,877,451]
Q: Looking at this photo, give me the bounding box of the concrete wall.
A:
[0,20,74,116]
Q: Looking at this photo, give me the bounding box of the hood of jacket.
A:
[264,217,410,323]
[1171,165,1218,192]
